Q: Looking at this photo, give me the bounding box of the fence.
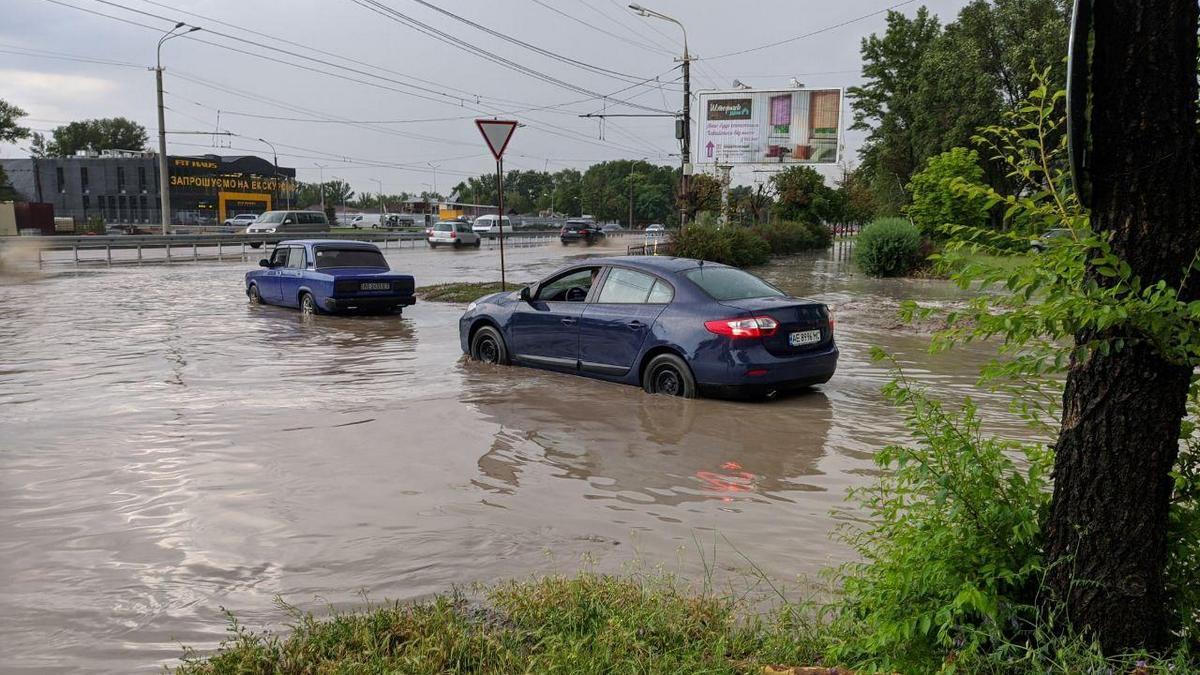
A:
[5,229,568,266]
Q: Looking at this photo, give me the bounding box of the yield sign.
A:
[475,119,518,160]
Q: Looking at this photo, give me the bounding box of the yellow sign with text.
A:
[169,174,292,192]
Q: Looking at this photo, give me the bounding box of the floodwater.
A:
[0,239,1035,673]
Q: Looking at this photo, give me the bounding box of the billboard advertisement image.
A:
[697,88,842,165]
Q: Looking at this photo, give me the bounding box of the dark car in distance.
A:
[560,219,605,246]
[458,256,837,398]
[245,240,416,315]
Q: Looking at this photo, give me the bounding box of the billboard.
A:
[696,88,842,165]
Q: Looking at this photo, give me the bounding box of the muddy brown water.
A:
[0,239,1036,672]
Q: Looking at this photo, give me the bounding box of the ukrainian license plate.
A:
[789,330,822,346]
[360,282,390,291]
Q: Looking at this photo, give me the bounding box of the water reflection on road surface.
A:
[0,240,1035,672]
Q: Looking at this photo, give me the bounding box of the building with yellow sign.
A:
[0,150,295,229]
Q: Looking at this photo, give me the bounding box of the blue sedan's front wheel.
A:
[470,325,509,365]
[247,284,262,304]
[643,353,696,398]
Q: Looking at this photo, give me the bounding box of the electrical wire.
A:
[404,0,666,84]
[698,0,916,61]
[526,0,673,56]
[349,0,674,114]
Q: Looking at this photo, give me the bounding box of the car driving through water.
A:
[245,239,416,315]
[458,256,837,398]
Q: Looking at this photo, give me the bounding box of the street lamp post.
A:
[427,162,440,197]
[629,4,689,227]
[155,22,201,235]
[371,178,385,220]
[257,137,283,210]
[315,163,327,215]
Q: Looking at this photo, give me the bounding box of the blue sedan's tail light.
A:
[704,316,779,339]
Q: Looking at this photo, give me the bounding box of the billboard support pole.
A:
[717,164,732,227]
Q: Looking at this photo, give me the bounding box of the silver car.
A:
[428,221,481,248]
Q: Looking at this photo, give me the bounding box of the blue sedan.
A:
[245,240,416,315]
[458,256,837,398]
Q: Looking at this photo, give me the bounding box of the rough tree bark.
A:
[1043,0,1199,652]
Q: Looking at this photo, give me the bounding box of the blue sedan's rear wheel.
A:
[643,353,697,398]
[470,325,509,365]
[300,292,319,315]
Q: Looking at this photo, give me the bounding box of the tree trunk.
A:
[1043,0,1199,652]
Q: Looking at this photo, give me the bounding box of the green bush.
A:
[672,224,770,267]
[751,220,832,254]
[828,364,1050,672]
[905,147,989,239]
[854,217,922,276]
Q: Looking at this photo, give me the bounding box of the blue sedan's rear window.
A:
[684,266,784,301]
[314,248,388,269]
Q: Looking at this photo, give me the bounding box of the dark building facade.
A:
[0,151,295,228]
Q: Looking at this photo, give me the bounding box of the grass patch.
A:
[173,573,827,675]
[418,281,523,303]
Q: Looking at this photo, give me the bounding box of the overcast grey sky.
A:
[1,0,972,196]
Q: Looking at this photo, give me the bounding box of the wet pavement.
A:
[0,239,1034,672]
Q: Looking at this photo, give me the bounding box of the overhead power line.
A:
[699,0,916,61]
[403,0,663,83]
[33,0,683,159]
[348,0,674,114]
[526,0,672,56]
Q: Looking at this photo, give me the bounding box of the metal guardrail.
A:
[5,228,626,265]
[626,237,674,256]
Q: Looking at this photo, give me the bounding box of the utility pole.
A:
[155,22,200,235]
[629,4,690,227]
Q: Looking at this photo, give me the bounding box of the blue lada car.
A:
[458,256,837,399]
[245,240,416,315]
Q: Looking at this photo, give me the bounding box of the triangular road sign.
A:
[475,119,518,160]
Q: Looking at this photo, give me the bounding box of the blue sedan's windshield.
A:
[684,266,784,301]
[314,248,388,269]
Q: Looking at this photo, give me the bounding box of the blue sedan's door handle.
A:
[561,317,577,325]
[627,320,645,329]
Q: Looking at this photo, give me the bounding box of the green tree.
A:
[35,117,149,156]
[904,147,988,238]
[850,8,943,213]
[851,2,1070,214]
[770,166,836,223]
[0,100,29,144]
[0,100,31,200]
[834,166,879,226]
[688,173,722,220]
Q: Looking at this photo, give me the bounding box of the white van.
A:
[472,214,512,238]
[351,213,384,229]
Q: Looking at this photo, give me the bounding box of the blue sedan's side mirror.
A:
[519,286,532,303]
[259,259,270,267]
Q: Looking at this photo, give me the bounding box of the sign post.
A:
[474,119,518,291]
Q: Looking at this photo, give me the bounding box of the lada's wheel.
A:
[473,239,481,248]
[470,325,509,365]
[300,292,318,315]
[248,284,262,304]
[643,353,696,398]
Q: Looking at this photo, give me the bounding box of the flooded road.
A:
[0,240,1034,672]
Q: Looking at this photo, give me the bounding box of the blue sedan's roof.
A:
[595,255,714,274]
[279,239,380,248]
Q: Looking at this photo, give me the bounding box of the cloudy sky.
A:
[1,0,971,196]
